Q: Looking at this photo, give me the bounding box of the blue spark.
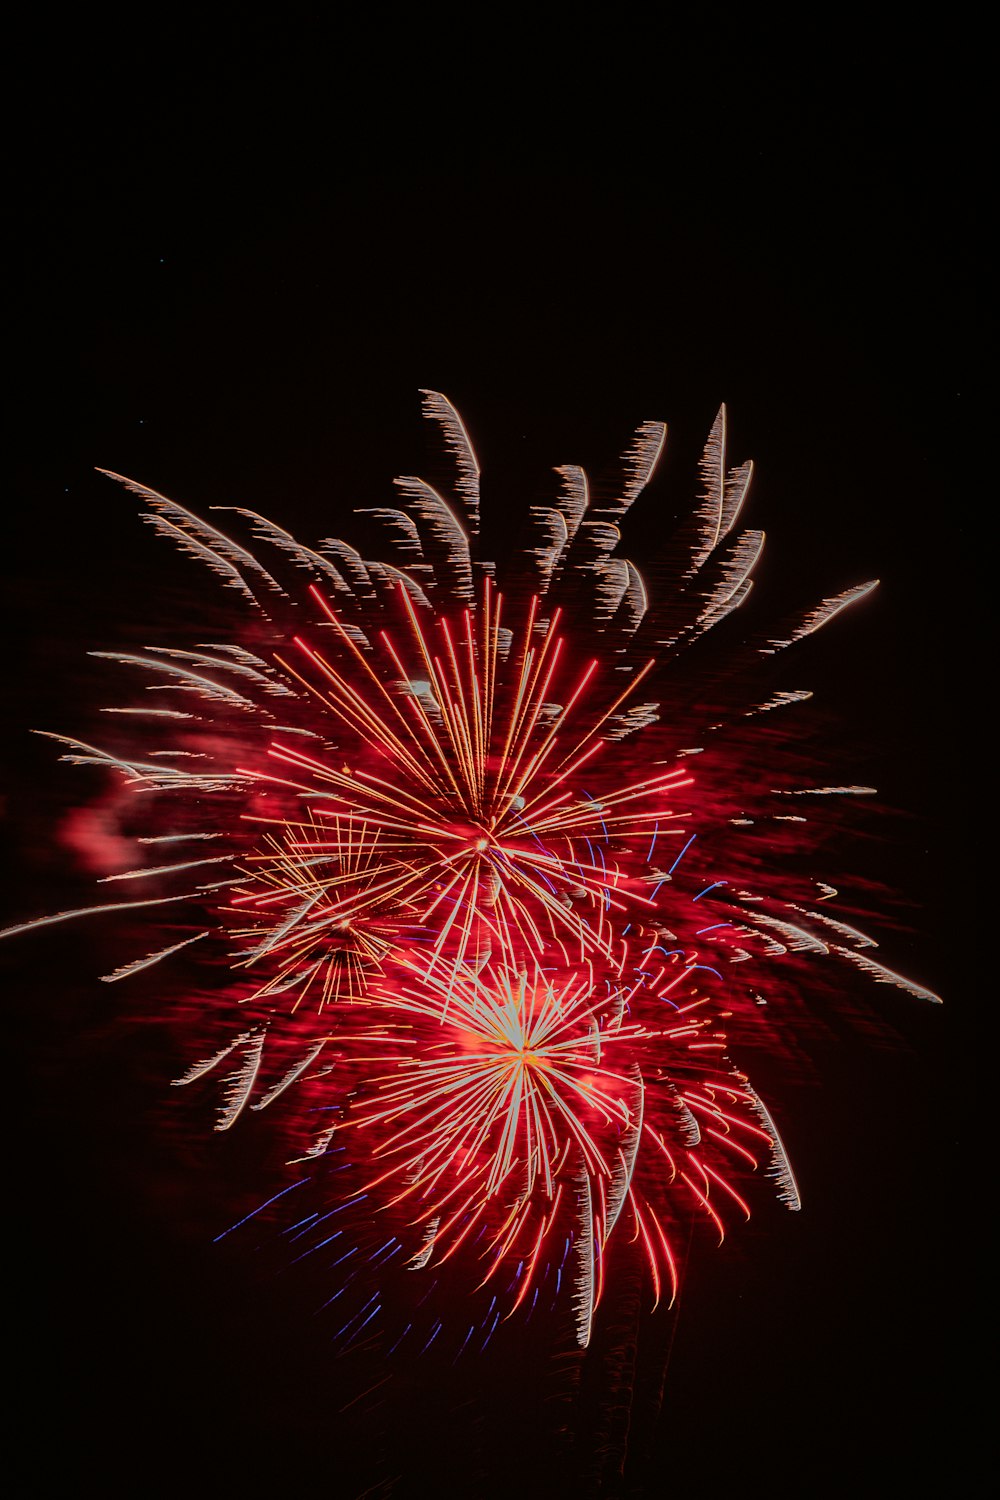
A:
[668,832,697,874]
[212,1176,310,1243]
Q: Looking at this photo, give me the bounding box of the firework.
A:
[2,391,939,1353]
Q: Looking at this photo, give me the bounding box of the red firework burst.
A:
[1,390,939,1353]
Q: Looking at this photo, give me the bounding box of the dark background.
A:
[7,30,974,1498]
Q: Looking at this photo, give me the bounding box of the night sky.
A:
[7,34,973,1498]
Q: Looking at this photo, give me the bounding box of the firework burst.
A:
[2,391,939,1353]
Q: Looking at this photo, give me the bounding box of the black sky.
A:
[6,34,975,1499]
